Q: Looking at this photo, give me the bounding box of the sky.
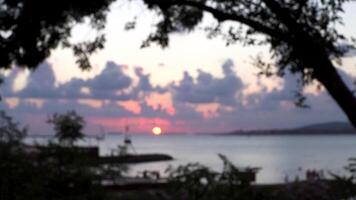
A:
[0,1,356,135]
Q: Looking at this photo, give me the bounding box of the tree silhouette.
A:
[0,111,112,200]
[0,0,113,70]
[137,0,356,127]
[0,111,26,143]
[47,110,84,146]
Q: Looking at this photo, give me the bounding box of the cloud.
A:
[131,67,167,96]
[134,67,152,92]
[213,68,355,130]
[16,62,58,98]
[0,58,355,134]
[171,59,244,106]
[60,61,134,100]
[4,61,135,100]
[9,61,167,101]
[87,61,132,90]
[0,68,22,96]
[245,67,356,112]
[253,72,300,111]
[57,78,87,99]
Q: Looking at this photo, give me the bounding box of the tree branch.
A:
[261,0,302,35]
[144,0,292,42]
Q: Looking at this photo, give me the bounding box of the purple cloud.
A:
[171,59,244,106]
[0,58,355,134]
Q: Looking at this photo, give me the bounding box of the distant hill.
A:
[226,122,356,135]
[295,122,355,133]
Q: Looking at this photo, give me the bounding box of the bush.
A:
[0,111,114,200]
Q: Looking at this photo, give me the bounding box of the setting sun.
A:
[152,126,162,136]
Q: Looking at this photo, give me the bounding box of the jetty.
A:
[31,145,173,164]
[98,153,173,164]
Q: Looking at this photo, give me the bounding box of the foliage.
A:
[162,154,356,200]
[31,143,111,200]
[0,144,113,200]
[47,110,85,146]
[140,0,353,83]
[0,111,116,200]
[1,0,353,85]
[0,111,26,143]
[165,154,266,200]
[0,0,114,70]
[0,111,29,200]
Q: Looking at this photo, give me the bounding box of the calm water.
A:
[27,134,356,183]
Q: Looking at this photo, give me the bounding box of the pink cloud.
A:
[145,92,175,115]
[117,100,141,114]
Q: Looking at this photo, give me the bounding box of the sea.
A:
[26,134,356,184]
